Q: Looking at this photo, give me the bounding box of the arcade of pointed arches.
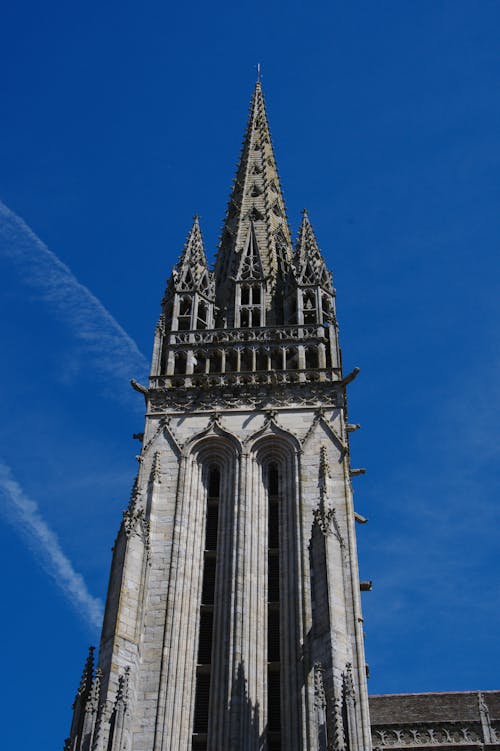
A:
[186,430,303,751]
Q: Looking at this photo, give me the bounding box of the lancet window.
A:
[267,462,281,750]
[192,465,221,750]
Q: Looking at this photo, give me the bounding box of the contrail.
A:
[0,199,151,628]
[0,461,104,631]
[0,199,149,397]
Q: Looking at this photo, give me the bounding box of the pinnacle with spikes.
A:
[72,645,95,708]
[294,209,333,291]
[215,80,293,306]
[86,667,103,714]
[167,216,214,300]
[115,666,130,708]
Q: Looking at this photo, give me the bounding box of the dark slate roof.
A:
[369,691,500,725]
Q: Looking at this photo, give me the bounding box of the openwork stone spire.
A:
[294,209,333,291]
[215,81,293,320]
[166,216,214,300]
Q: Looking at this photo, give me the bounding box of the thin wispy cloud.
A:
[0,199,148,630]
[0,461,103,630]
[0,200,149,398]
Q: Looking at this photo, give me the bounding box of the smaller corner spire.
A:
[166,216,214,300]
[294,210,332,289]
[74,646,95,703]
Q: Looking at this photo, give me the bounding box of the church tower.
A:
[65,81,372,751]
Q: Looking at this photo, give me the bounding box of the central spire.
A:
[214,81,293,325]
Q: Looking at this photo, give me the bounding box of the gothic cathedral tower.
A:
[65,81,372,751]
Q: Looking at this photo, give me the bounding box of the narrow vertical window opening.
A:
[267,461,281,749]
[192,465,221,750]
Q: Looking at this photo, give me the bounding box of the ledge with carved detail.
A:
[371,721,500,749]
[147,372,344,411]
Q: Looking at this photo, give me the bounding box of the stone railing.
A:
[167,323,328,346]
[150,367,341,391]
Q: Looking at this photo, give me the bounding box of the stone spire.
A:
[294,209,333,291]
[166,216,214,300]
[215,80,293,321]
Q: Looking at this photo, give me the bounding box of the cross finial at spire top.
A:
[256,62,262,83]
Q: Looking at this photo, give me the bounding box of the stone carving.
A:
[313,505,341,539]
[148,381,341,412]
[85,667,102,715]
[314,663,327,711]
[115,667,130,709]
[75,646,95,702]
[313,445,344,544]
[343,663,356,702]
[149,452,161,484]
[141,416,180,457]
[122,482,150,551]
[372,722,484,747]
[301,410,346,453]
[332,696,347,751]
[122,506,150,551]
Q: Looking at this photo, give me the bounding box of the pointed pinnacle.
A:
[75,645,95,699]
[215,80,293,306]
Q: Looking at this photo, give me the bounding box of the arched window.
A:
[252,437,301,749]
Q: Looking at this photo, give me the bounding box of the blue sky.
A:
[1,1,499,747]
